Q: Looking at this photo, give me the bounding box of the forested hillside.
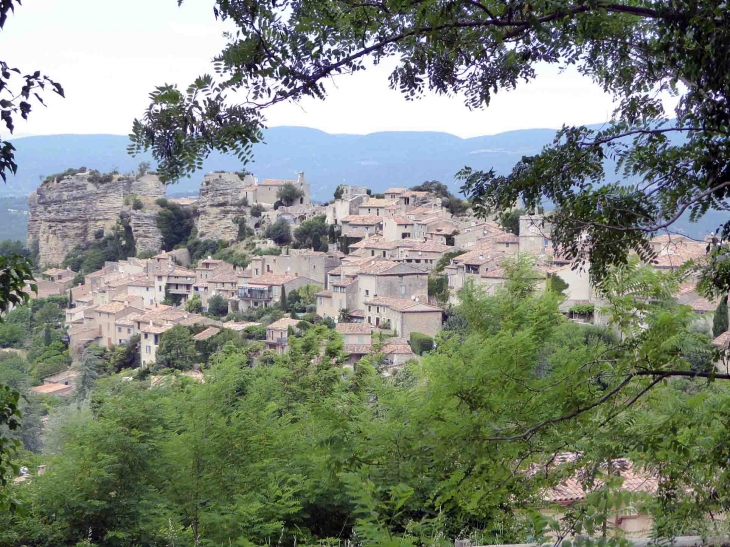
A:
[2,259,727,545]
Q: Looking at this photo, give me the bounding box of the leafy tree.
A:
[136,161,151,178]
[250,203,265,218]
[207,294,229,318]
[293,215,328,250]
[498,208,525,236]
[714,296,729,338]
[156,198,194,250]
[132,197,144,210]
[0,240,30,260]
[333,185,345,200]
[156,325,196,371]
[75,348,102,404]
[63,221,136,274]
[185,294,203,314]
[265,218,293,246]
[276,183,304,206]
[427,274,450,308]
[434,249,465,273]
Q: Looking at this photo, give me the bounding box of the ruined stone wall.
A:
[196,172,252,241]
[28,172,166,267]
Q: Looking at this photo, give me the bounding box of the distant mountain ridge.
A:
[5,127,556,200]
[3,126,721,238]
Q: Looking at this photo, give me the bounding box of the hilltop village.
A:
[24,167,725,392]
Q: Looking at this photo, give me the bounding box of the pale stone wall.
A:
[401,310,443,339]
[196,173,252,241]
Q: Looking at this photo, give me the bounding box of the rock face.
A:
[28,172,166,267]
[196,172,252,241]
[126,210,164,256]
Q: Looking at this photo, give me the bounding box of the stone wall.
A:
[196,172,252,241]
[28,171,166,267]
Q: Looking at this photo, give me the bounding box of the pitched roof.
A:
[246,273,297,285]
[713,331,730,348]
[224,321,262,331]
[390,215,414,225]
[315,290,333,297]
[361,198,397,208]
[341,215,384,225]
[267,317,301,330]
[96,301,132,314]
[544,458,657,504]
[406,241,454,253]
[366,296,442,312]
[384,188,406,194]
[382,343,416,356]
[357,260,400,275]
[43,268,71,276]
[193,327,221,341]
[336,323,372,335]
[494,232,520,243]
[343,344,372,355]
[31,383,73,395]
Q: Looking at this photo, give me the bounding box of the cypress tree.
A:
[713,296,729,337]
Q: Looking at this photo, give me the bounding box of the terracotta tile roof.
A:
[384,188,406,194]
[225,321,261,331]
[406,241,454,253]
[687,295,718,313]
[193,327,221,341]
[198,259,224,266]
[267,317,301,330]
[140,323,173,334]
[712,331,730,348]
[544,459,658,504]
[349,309,365,317]
[127,276,153,287]
[382,344,416,356]
[336,323,372,335]
[360,239,404,250]
[326,267,343,276]
[457,249,500,266]
[115,318,135,327]
[178,315,221,327]
[390,215,414,225]
[494,232,520,243]
[96,302,131,314]
[358,259,400,275]
[348,236,384,248]
[341,215,384,225]
[315,290,333,297]
[361,198,397,208]
[246,273,297,285]
[343,344,372,355]
[331,276,357,286]
[209,272,238,283]
[168,267,196,278]
[366,296,442,312]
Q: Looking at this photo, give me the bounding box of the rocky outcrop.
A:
[28,171,166,266]
[125,209,164,256]
[196,172,253,241]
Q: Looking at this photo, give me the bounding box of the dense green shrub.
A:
[410,332,433,355]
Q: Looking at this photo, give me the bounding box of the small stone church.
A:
[243,172,311,206]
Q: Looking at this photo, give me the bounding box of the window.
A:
[544,238,550,247]
[117,326,122,333]
[357,335,363,344]
[400,285,406,296]
[146,287,149,292]
[145,345,151,354]
[382,251,386,257]
[154,334,159,344]
[127,328,131,334]
[505,242,510,248]
[273,287,279,296]
[157,276,162,281]
[319,297,324,306]
[329,299,333,307]
[371,250,375,256]
[144,333,148,339]
[365,289,370,296]
[159,286,163,292]
[368,306,371,312]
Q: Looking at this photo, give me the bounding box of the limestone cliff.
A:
[196,172,253,241]
[28,171,166,266]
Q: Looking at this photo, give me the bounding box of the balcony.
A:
[168,284,193,295]
[267,337,288,346]
[238,286,272,300]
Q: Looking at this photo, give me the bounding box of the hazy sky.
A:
[1,0,673,139]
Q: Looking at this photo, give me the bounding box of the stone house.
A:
[358,198,398,217]
[340,215,383,238]
[94,301,144,349]
[412,217,457,241]
[126,275,157,307]
[195,258,234,282]
[382,216,414,241]
[363,296,443,338]
[254,173,311,206]
[453,220,504,248]
[380,337,417,371]
[157,267,196,304]
[316,276,359,319]
[445,246,506,294]
[235,274,320,312]
[396,241,454,270]
[337,322,373,365]
[259,251,342,288]
[326,194,369,226]
[41,267,76,288]
[265,317,301,354]
[356,262,428,311]
[208,270,239,300]
[384,188,406,201]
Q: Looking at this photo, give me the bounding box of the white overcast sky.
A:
[1,0,674,139]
